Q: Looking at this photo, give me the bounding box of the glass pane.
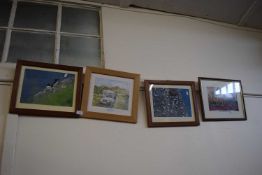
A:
[8,31,54,63]
[60,36,101,67]
[0,1,12,27]
[14,2,57,31]
[0,30,6,58]
[61,7,100,35]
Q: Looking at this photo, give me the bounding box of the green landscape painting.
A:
[20,68,75,107]
[92,77,130,110]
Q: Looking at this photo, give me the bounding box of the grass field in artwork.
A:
[91,76,130,110]
[32,84,74,106]
[20,68,75,107]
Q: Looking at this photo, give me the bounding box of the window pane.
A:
[0,1,12,27]
[8,31,54,63]
[14,2,57,31]
[60,36,101,67]
[0,30,6,58]
[61,7,100,35]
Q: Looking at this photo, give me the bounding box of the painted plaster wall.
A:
[1,6,262,175]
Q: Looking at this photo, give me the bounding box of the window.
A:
[0,0,102,67]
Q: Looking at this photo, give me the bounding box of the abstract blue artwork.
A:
[152,87,192,117]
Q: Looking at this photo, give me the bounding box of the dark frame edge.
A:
[198,77,247,121]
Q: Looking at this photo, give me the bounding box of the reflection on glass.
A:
[215,89,220,95]
[235,83,240,93]
[207,82,240,111]
[149,84,154,91]
[227,83,233,93]
[221,86,227,95]
[0,30,6,58]
[61,7,100,35]
[8,31,54,63]
[0,1,12,27]
[60,35,101,67]
[214,82,240,95]
[14,2,57,30]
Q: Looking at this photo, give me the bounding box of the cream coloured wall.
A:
[1,6,262,175]
[0,84,12,172]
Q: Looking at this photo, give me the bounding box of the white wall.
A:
[1,6,262,175]
[0,84,12,172]
[102,8,262,93]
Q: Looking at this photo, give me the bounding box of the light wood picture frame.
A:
[81,67,140,123]
[144,80,199,127]
[9,60,83,118]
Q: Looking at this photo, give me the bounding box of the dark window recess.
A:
[8,31,54,63]
[61,7,100,35]
[14,2,57,31]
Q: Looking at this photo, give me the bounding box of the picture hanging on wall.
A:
[198,77,247,121]
[144,80,199,127]
[9,60,83,117]
[81,67,140,123]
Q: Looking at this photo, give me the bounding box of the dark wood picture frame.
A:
[81,67,140,123]
[144,80,199,127]
[9,60,83,118]
[198,77,247,121]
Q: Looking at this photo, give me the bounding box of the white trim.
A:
[1,114,19,175]
[0,84,12,86]
[54,3,62,64]
[60,2,99,11]
[60,32,100,38]
[17,0,58,6]
[99,9,104,67]
[7,29,101,38]
[11,28,56,34]
[2,0,17,63]
[20,0,100,10]
[44,0,102,8]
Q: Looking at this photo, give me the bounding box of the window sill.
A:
[0,63,16,81]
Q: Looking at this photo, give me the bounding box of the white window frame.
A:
[0,0,104,67]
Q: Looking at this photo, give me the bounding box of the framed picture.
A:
[198,77,247,121]
[81,67,140,123]
[9,60,83,117]
[144,80,199,127]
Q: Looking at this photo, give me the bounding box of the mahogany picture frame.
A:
[144,80,199,127]
[9,60,83,118]
[81,67,140,123]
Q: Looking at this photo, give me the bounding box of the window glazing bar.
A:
[11,28,56,34]
[54,3,62,64]
[2,0,17,63]
[60,32,100,38]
